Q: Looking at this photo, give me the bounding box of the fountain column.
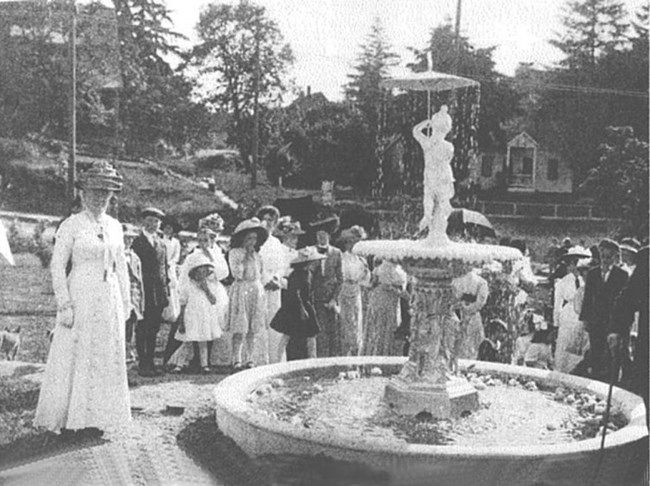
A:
[384,259,479,418]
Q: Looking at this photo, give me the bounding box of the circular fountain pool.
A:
[214,357,648,486]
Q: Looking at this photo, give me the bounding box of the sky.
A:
[162,0,647,101]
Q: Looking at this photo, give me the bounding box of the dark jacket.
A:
[611,247,648,339]
[311,245,343,303]
[579,265,628,335]
[132,232,169,311]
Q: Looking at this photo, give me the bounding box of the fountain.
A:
[213,75,648,485]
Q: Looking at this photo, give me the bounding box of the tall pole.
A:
[250,27,260,188]
[454,0,462,75]
[67,0,77,202]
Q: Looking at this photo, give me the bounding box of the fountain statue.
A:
[413,105,455,244]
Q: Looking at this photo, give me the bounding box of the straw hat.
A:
[231,218,269,247]
[276,217,306,237]
[78,161,123,192]
[291,247,326,266]
[141,207,165,220]
[620,237,641,254]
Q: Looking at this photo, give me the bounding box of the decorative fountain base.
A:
[384,374,478,418]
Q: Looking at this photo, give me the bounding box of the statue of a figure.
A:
[412,105,455,243]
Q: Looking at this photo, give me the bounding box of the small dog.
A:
[0,327,21,360]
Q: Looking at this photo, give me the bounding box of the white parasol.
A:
[380,70,479,92]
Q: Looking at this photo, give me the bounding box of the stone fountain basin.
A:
[214,357,648,486]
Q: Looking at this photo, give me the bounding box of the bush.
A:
[0,377,40,414]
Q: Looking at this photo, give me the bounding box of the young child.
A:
[478,319,507,363]
[170,251,228,373]
[270,247,324,361]
[512,309,536,366]
[524,314,554,370]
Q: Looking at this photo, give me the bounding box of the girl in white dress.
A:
[161,217,182,322]
[172,251,228,373]
[35,162,130,438]
[554,247,591,373]
[227,218,268,371]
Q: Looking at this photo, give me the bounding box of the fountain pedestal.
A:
[384,260,479,418]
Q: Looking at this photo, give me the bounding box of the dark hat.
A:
[598,238,620,253]
[231,218,269,248]
[161,215,182,234]
[122,223,139,237]
[486,319,508,335]
[309,215,340,235]
[78,161,123,192]
[141,207,165,220]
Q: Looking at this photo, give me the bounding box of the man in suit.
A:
[309,216,343,358]
[579,238,628,381]
[131,207,169,377]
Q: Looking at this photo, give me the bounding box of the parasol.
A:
[380,70,479,92]
[448,208,495,237]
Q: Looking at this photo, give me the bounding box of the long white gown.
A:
[554,272,587,373]
[35,211,131,433]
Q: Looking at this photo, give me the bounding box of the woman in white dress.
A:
[161,216,182,322]
[35,162,131,438]
[451,268,489,360]
[337,226,370,356]
[554,247,591,373]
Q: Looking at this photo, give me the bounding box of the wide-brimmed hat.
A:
[231,218,269,247]
[78,161,123,192]
[199,213,224,233]
[619,237,641,254]
[486,319,508,335]
[184,251,215,272]
[161,215,182,234]
[141,207,165,220]
[256,205,280,221]
[559,246,591,263]
[291,247,326,266]
[122,223,139,238]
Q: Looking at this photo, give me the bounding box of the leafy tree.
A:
[266,95,374,191]
[189,1,294,171]
[112,0,199,156]
[581,126,648,238]
[344,17,399,128]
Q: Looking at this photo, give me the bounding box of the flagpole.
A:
[68,0,77,203]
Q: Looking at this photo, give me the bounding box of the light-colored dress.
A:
[162,235,181,321]
[176,250,228,342]
[363,261,408,356]
[451,270,489,360]
[256,234,291,364]
[35,211,131,433]
[554,273,587,373]
[339,252,370,356]
[227,248,266,334]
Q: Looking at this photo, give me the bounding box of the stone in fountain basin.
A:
[214,356,648,486]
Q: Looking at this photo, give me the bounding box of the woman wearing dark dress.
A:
[271,247,324,361]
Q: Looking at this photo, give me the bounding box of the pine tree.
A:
[344,17,399,127]
[550,0,630,71]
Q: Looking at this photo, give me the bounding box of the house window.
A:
[547,159,559,180]
[481,155,493,177]
[522,157,533,175]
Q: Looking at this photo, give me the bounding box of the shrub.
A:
[0,377,40,414]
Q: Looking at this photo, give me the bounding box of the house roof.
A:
[508,131,539,148]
